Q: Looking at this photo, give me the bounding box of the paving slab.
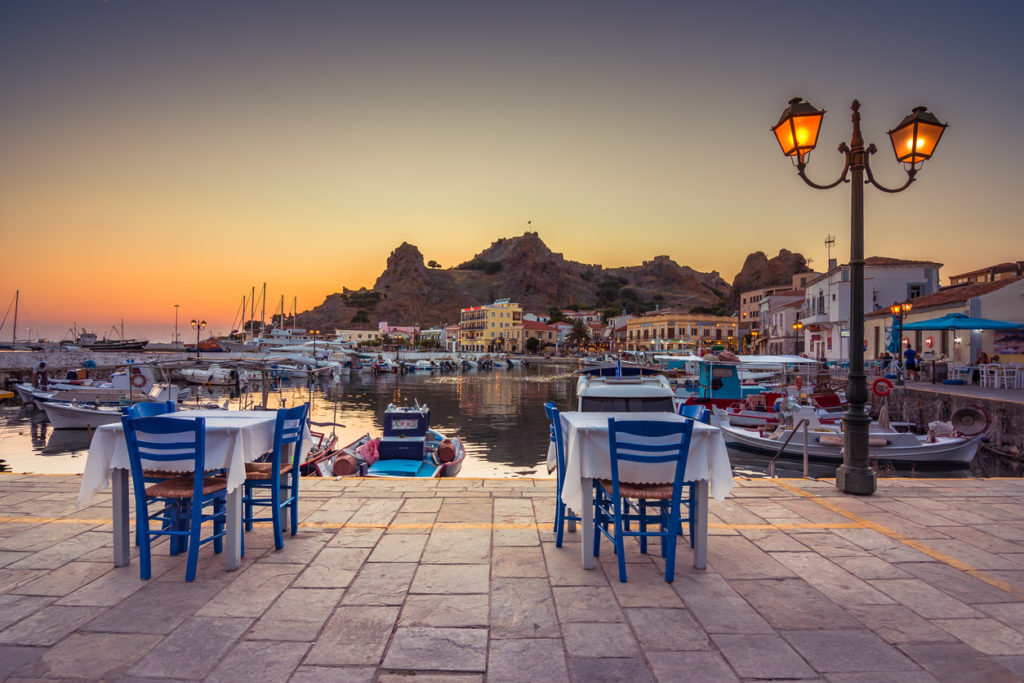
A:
[2,475,1024,680]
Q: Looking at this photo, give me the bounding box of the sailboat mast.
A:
[260,282,266,336]
[293,296,297,328]
[241,295,247,342]
[279,295,284,330]
[11,290,16,343]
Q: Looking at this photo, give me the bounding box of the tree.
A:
[566,320,591,352]
[427,260,441,269]
[548,308,566,324]
[526,336,540,354]
[350,310,370,323]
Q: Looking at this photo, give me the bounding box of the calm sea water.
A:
[0,362,1007,479]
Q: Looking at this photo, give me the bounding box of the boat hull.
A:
[719,423,981,464]
[41,402,122,429]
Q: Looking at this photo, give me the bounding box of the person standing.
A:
[904,346,919,381]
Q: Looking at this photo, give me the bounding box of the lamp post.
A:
[773,98,946,495]
[890,302,913,385]
[190,319,207,358]
[792,321,804,355]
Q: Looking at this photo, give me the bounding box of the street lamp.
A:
[190,319,207,358]
[773,98,946,496]
[890,302,913,385]
[792,321,804,354]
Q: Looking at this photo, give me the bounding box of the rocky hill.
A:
[297,233,802,329]
[728,249,812,309]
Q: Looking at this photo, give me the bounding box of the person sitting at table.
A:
[975,351,989,365]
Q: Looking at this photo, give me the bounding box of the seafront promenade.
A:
[3,474,1024,680]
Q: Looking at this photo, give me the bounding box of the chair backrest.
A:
[275,402,310,469]
[606,418,694,500]
[121,401,175,418]
[123,416,206,497]
[543,401,568,488]
[679,403,709,424]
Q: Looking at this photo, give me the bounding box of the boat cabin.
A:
[575,375,675,413]
[379,405,430,460]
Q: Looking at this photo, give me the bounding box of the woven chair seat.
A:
[244,461,293,480]
[599,479,675,500]
[142,469,178,479]
[145,475,227,499]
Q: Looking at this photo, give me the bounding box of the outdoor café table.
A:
[557,411,733,571]
[76,409,311,571]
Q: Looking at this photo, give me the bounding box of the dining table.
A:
[554,411,733,571]
[77,409,311,571]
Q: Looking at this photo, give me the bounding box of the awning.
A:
[901,313,1023,331]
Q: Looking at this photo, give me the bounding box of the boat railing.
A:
[767,418,811,479]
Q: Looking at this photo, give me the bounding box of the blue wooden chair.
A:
[678,403,710,424]
[544,402,585,547]
[242,403,309,549]
[121,401,178,547]
[594,418,695,583]
[122,415,228,581]
[122,401,176,418]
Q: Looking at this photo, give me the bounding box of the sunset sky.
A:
[2,1,1022,342]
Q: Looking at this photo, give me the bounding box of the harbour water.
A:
[0,362,1012,478]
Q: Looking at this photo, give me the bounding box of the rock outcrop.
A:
[728,249,810,308]
[298,233,804,329]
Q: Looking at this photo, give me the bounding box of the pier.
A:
[3,474,1024,680]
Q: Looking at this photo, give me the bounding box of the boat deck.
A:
[3,474,1024,680]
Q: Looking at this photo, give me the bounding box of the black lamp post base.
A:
[835,464,877,495]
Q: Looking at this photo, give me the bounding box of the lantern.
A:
[888,107,947,166]
[772,98,825,162]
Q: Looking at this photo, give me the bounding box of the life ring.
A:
[131,373,146,388]
[871,377,893,397]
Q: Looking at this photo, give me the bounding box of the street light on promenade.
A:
[772,98,947,495]
[190,319,207,358]
[890,302,913,385]
[792,321,804,355]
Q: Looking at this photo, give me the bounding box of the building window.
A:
[909,284,923,298]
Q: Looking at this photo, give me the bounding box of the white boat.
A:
[575,374,676,413]
[719,406,983,464]
[41,402,123,429]
[180,364,242,386]
[41,384,186,429]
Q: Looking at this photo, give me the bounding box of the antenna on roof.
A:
[825,234,835,264]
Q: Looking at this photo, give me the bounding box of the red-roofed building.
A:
[948,262,1024,286]
[522,320,561,352]
[864,276,1024,363]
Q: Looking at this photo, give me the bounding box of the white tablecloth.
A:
[557,412,733,513]
[77,410,309,508]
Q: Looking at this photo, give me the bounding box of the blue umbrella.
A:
[887,314,901,354]
[901,313,1024,331]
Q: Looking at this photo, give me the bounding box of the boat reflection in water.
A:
[43,428,92,456]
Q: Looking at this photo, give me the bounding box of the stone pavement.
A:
[3,474,1024,681]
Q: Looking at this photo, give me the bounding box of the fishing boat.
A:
[575,373,677,413]
[41,384,186,429]
[180,364,242,386]
[719,405,985,465]
[364,404,464,477]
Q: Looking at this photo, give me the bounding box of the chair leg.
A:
[289,473,299,536]
[555,501,565,548]
[664,505,679,583]
[213,497,224,554]
[185,499,202,582]
[137,505,152,581]
[243,484,253,531]
[613,498,627,582]
[639,499,648,555]
[271,484,283,550]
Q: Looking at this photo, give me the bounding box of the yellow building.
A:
[625,313,738,352]
[459,299,523,352]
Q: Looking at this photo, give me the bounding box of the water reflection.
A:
[0,363,1017,480]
